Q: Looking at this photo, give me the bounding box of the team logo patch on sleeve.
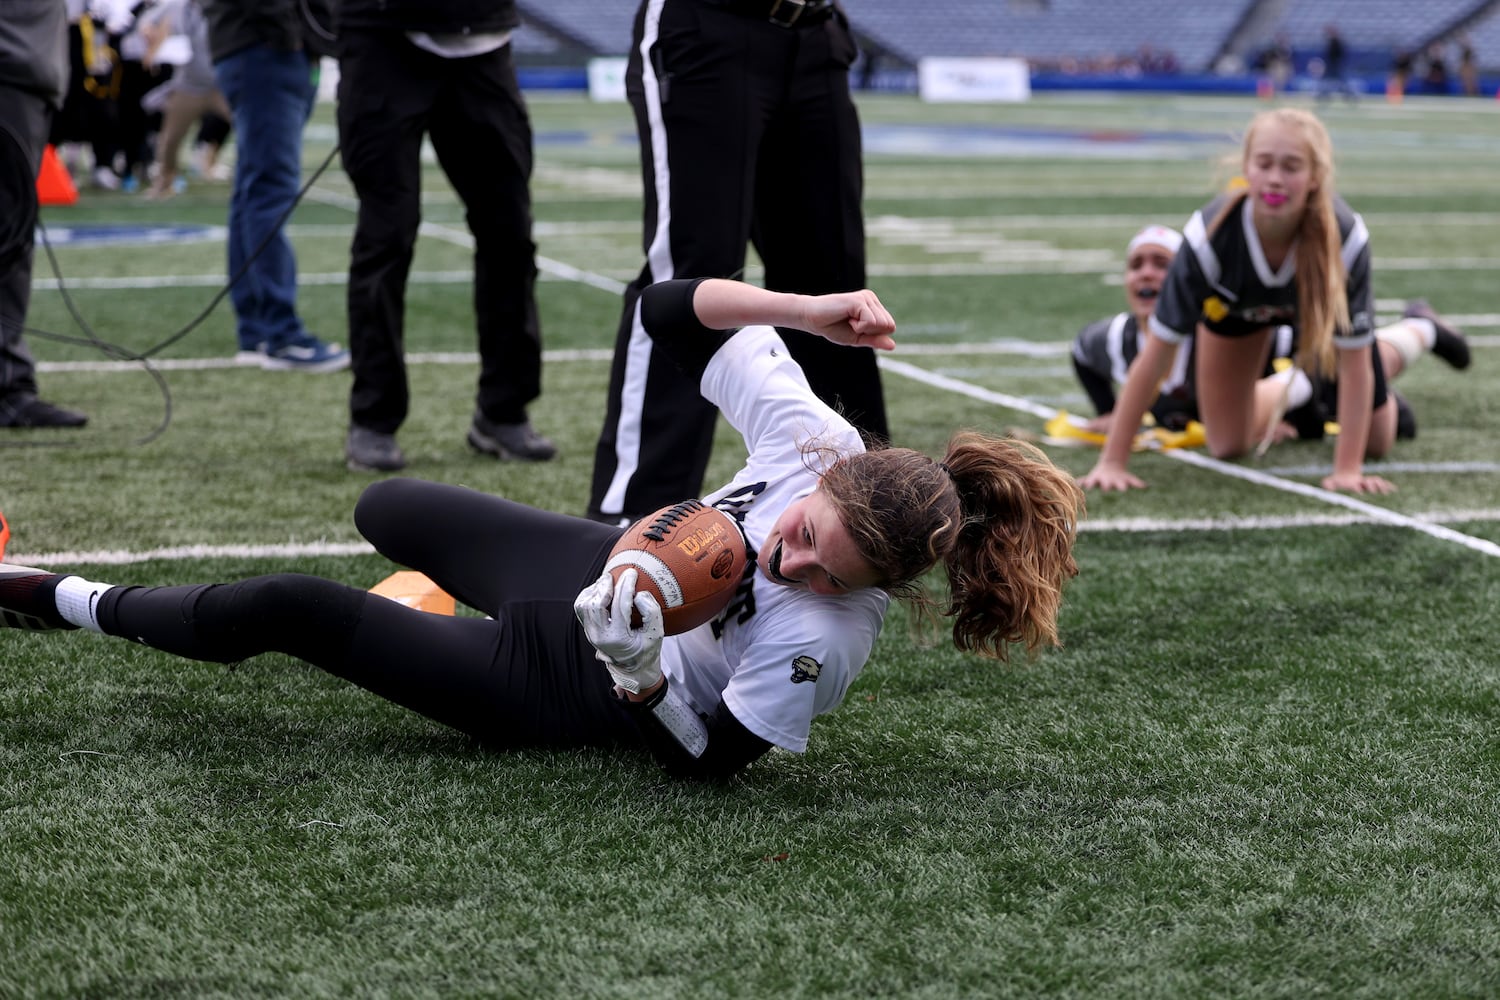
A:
[790,655,822,684]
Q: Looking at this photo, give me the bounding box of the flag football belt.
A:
[701,0,836,27]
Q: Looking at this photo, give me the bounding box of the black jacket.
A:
[0,0,68,108]
[334,0,519,35]
[202,0,338,62]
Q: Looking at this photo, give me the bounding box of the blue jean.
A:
[214,45,316,352]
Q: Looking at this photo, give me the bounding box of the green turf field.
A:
[3,92,1498,997]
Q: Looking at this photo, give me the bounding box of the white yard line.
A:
[878,357,1500,560]
[23,200,1499,563]
[9,541,376,568]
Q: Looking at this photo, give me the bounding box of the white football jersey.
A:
[659,325,889,752]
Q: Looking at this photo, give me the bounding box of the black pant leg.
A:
[354,478,622,616]
[751,8,886,441]
[590,1,801,521]
[588,277,722,523]
[97,574,638,750]
[337,30,437,434]
[427,44,541,426]
[0,84,48,401]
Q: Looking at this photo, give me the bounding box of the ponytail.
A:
[820,432,1083,661]
[1294,184,1348,378]
[940,432,1084,659]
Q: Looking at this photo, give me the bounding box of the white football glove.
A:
[573,568,664,695]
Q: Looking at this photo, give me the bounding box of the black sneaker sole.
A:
[1405,301,1471,370]
[466,428,556,462]
[1432,330,1472,370]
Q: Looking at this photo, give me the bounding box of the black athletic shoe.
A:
[0,396,88,428]
[467,414,557,462]
[1403,299,1471,370]
[1393,391,1417,441]
[0,564,75,631]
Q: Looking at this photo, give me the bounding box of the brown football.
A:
[605,499,748,635]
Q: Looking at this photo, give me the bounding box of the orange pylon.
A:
[36,145,78,206]
[0,510,10,561]
[369,571,456,615]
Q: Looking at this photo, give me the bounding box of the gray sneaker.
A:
[467,414,557,462]
[346,425,406,472]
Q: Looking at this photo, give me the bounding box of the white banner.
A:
[588,57,629,102]
[918,57,1031,103]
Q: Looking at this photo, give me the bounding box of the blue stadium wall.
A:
[514,67,1499,98]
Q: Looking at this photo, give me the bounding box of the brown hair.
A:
[1214,108,1348,377]
[818,431,1085,661]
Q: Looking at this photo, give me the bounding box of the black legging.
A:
[95,480,641,750]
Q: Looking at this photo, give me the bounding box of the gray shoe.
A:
[346,425,406,472]
[467,414,556,462]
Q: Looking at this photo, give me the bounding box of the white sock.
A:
[1376,319,1433,369]
[54,576,116,633]
[1275,367,1314,409]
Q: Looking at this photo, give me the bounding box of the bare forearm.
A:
[1332,353,1374,476]
[689,279,808,331]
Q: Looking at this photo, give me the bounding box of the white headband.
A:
[1127,225,1183,256]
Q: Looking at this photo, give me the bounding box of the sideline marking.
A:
[878,358,1500,559]
[13,511,1499,569]
[1081,510,1500,533]
[11,541,376,568]
[37,349,615,373]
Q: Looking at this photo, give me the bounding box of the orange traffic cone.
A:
[369,571,456,615]
[0,510,10,561]
[36,145,78,206]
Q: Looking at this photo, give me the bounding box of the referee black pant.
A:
[337,30,542,434]
[587,0,888,523]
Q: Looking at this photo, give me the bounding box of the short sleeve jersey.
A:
[1151,193,1374,350]
[1072,312,1194,401]
[658,326,890,753]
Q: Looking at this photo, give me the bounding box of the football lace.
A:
[642,499,706,542]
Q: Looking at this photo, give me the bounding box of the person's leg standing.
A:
[0,85,46,413]
[338,29,437,437]
[751,5,887,442]
[429,44,548,444]
[587,0,777,523]
[114,56,153,187]
[148,89,211,196]
[214,44,316,357]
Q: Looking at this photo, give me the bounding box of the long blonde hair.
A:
[1214,108,1349,377]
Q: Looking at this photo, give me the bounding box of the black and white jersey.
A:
[1072,311,1297,424]
[1072,312,1194,402]
[660,326,889,753]
[1152,193,1374,349]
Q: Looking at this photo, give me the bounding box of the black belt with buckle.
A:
[700,0,836,27]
